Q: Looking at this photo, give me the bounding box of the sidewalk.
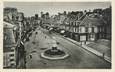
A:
[57,34,111,63]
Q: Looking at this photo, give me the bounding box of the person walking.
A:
[29,54,32,59]
[103,53,105,59]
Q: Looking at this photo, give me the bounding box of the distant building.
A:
[4,7,18,22]
[17,12,24,22]
[41,12,54,28]
[53,13,67,28]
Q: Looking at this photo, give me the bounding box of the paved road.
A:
[24,27,111,69]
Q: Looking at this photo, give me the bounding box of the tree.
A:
[46,12,49,16]
[41,12,43,18]
[93,9,102,14]
[35,14,38,20]
[64,11,66,15]
[58,12,61,15]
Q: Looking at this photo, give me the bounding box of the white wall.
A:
[88,27,92,33]
[79,26,85,33]
[94,27,98,33]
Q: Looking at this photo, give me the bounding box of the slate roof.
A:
[79,14,106,27]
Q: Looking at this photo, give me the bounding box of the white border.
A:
[0,0,115,72]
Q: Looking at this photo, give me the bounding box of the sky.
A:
[4,2,111,17]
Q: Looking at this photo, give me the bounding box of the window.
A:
[10,54,14,57]
[74,27,76,32]
[88,27,92,33]
[94,27,98,33]
[4,35,7,40]
[89,34,95,41]
[10,63,15,67]
[75,22,76,26]
[69,22,71,26]
[10,59,14,61]
[99,26,102,32]
[80,35,86,41]
[85,27,88,32]
[92,27,94,33]
[90,34,93,38]
[80,27,85,33]
[76,28,79,33]
[11,49,14,52]
[102,27,105,32]
[71,22,73,26]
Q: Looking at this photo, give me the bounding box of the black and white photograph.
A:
[3,1,112,69]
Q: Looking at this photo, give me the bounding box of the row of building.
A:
[41,7,111,44]
[3,7,41,68]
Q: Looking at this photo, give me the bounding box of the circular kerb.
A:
[40,52,69,60]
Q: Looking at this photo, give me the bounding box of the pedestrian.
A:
[29,54,32,59]
[103,53,105,59]
[35,32,38,34]
[43,62,47,65]
[45,36,47,39]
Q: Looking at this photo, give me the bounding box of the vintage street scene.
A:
[3,2,111,69]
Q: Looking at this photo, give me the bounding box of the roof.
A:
[80,15,106,27]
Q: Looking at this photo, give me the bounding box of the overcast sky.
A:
[4,2,111,17]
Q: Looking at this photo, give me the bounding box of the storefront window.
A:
[89,34,95,41]
[80,35,86,41]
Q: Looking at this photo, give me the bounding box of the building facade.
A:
[4,7,18,23]
[56,12,107,44]
[3,7,26,68]
[3,22,17,68]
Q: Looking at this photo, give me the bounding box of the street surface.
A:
[24,27,111,69]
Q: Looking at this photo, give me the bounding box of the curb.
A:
[40,52,69,60]
[57,34,111,63]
